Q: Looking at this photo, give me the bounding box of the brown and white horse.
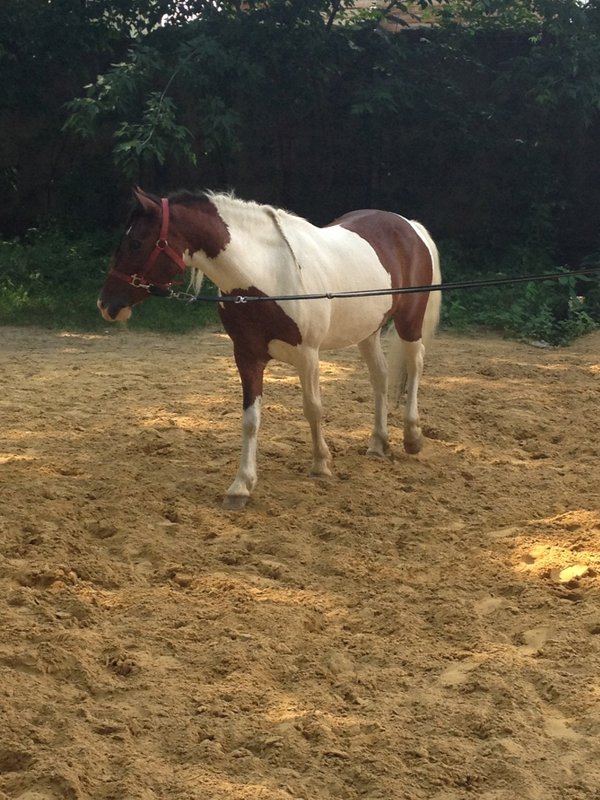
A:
[98,188,441,509]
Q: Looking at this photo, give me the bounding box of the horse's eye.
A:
[129,239,142,251]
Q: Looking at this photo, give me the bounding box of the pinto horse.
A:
[98,188,441,509]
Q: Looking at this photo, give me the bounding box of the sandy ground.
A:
[0,323,599,800]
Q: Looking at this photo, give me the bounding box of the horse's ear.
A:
[133,186,160,215]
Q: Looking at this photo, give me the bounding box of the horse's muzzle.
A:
[97,299,132,322]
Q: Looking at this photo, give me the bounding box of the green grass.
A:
[438,242,599,345]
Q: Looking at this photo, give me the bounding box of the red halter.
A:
[110,198,187,292]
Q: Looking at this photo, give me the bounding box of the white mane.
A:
[212,191,297,216]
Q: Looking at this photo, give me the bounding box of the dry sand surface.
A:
[0,323,599,800]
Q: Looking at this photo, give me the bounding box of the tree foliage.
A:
[1,0,599,268]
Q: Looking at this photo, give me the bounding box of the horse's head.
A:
[98,187,188,322]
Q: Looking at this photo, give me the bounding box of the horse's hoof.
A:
[309,470,332,480]
[367,448,387,459]
[403,435,424,455]
[222,494,249,510]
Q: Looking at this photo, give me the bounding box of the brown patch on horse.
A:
[218,288,302,409]
[328,210,433,342]
[127,189,231,264]
[169,192,231,259]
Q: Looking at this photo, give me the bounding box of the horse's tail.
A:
[387,221,441,406]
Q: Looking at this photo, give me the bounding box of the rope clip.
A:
[130,274,150,289]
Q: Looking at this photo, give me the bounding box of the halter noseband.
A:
[110,198,186,295]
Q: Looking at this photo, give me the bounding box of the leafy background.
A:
[1,0,599,342]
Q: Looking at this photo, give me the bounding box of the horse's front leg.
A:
[297,348,332,478]
[223,354,266,510]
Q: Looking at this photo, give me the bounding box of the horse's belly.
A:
[319,294,392,350]
[311,234,393,349]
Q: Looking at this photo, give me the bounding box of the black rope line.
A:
[167,266,600,305]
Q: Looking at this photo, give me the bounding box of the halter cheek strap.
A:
[110,198,187,292]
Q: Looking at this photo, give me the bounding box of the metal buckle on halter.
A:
[156,239,168,250]
[130,274,149,289]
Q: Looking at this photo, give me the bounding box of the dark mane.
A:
[168,189,212,206]
[123,189,213,226]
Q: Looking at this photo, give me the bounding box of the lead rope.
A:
[167,265,600,304]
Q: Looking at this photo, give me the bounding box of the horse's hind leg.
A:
[297,347,332,477]
[358,331,389,458]
[399,338,425,454]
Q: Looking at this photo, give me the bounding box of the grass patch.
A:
[439,242,599,345]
